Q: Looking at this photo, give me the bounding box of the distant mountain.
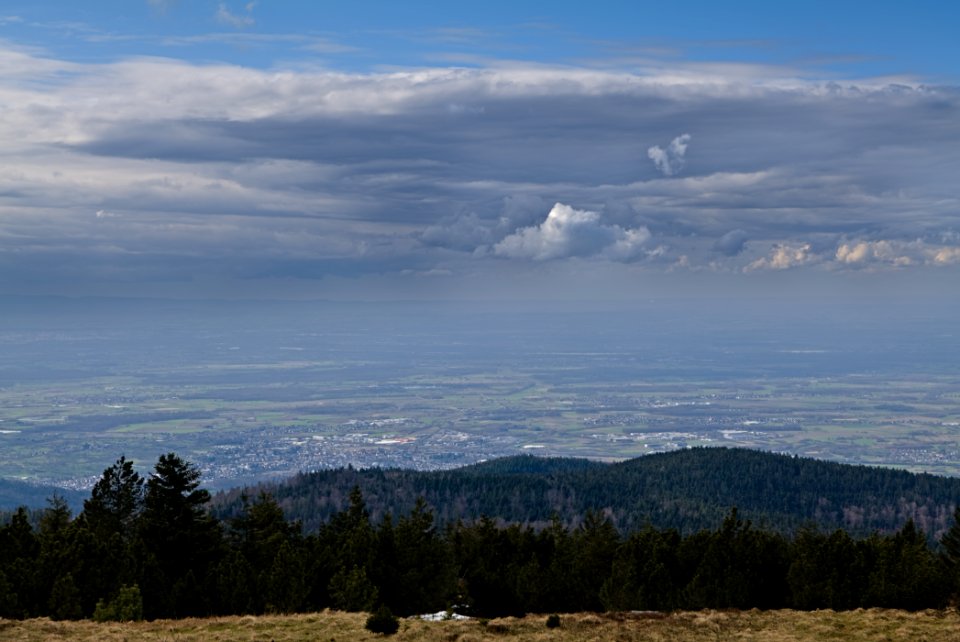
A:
[210,447,960,538]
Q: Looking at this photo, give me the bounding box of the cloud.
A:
[216,2,256,29]
[931,246,960,265]
[0,44,957,297]
[421,212,495,251]
[419,195,546,252]
[648,134,691,176]
[745,243,815,271]
[713,229,749,256]
[829,238,960,268]
[835,241,871,264]
[835,240,913,267]
[493,203,650,261]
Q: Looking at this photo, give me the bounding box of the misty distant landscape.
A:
[1,296,957,504]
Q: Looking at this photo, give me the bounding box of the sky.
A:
[0,1,958,303]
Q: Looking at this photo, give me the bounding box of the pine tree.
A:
[0,568,17,618]
[83,456,144,541]
[940,507,960,568]
[385,497,454,616]
[0,507,37,616]
[38,496,88,618]
[138,453,221,618]
[312,486,376,610]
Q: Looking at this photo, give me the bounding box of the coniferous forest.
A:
[211,447,960,537]
[2,450,960,622]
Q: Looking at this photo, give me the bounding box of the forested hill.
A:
[0,478,85,513]
[210,447,960,537]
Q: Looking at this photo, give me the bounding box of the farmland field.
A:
[2,298,959,492]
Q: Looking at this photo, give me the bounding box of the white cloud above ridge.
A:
[492,203,650,261]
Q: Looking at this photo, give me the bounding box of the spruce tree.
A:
[83,456,144,541]
[138,453,221,618]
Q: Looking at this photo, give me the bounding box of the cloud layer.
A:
[0,44,957,298]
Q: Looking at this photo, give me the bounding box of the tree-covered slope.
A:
[6,449,960,620]
[210,447,960,537]
[0,478,84,514]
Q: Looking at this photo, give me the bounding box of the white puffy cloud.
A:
[829,238,960,268]
[835,240,913,267]
[931,246,960,265]
[648,134,691,176]
[745,243,816,271]
[493,203,650,261]
[835,241,870,264]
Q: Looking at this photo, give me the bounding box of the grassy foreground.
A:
[2,608,959,641]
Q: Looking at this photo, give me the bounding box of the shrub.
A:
[93,584,143,622]
[365,605,400,635]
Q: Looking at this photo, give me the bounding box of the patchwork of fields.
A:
[2,300,958,490]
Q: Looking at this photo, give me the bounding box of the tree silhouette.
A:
[138,453,221,618]
[83,456,143,541]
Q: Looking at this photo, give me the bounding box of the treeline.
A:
[211,447,960,537]
[2,452,960,621]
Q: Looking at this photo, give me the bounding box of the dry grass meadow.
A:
[2,609,960,642]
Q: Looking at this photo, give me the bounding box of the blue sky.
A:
[0,2,958,301]
[4,1,958,78]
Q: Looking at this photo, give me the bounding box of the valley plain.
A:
[1,298,958,496]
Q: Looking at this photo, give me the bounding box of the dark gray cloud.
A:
[0,50,958,298]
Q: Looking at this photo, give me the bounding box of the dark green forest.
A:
[211,447,960,537]
[2,449,960,621]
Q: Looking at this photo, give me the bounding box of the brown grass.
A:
[2,609,959,642]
